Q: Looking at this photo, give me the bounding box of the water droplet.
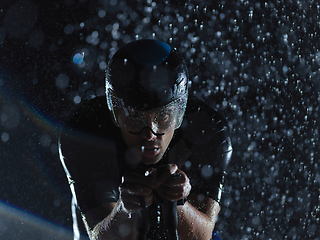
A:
[55,73,69,89]
[73,53,84,64]
[64,24,74,34]
[201,165,213,179]
[1,132,9,142]
[74,96,81,104]
[185,160,191,169]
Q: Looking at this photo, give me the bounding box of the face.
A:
[116,103,177,135]
[120,127,174,165]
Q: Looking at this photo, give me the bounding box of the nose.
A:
[141,127,158,141]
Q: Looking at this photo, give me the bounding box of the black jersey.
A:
[59,96,232,216]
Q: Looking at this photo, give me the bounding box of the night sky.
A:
[0,0,319,239]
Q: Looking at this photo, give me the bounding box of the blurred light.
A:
[1,132,9,142]
[73,53,84,65]
[73,96,81,104]
[55,73,69,89]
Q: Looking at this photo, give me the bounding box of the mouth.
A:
[140,146,160,158]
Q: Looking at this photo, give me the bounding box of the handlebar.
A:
[136,199,179,240]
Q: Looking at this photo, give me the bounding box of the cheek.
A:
[121,131,136,147]
[162,132,174,147]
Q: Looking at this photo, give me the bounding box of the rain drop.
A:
[55,73,69,89]
[1,132,9,142]
[73,52,84,65]
[201,164,213,179]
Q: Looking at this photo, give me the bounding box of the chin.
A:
[142,155,163,165]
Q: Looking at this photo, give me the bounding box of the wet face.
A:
[120,127,174,165]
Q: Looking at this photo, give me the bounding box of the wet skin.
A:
[119,127,191,211]
[120,127,174,165]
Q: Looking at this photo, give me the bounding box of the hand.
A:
[119,171,160,212]
[154,164,191,202]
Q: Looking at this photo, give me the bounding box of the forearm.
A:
[177,198,220,240]
[91,200,137,240]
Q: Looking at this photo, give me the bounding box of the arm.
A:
[84,171,161,240]
[85,197,219,240]
[87,201,137,240]
[84,164,220,240]
[155,165,220,240]
[177,195,220,240]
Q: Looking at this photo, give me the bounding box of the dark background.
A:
[0,0,319,239]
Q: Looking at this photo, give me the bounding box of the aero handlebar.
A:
[136,199,179,240]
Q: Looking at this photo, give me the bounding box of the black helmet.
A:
[106,39,189,134]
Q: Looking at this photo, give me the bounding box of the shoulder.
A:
[59,96,121,141]
[181,96,229,144]
[176,96,232,169]
[64,96,112,132]
[59,96,121,166]
[170,97,232,202]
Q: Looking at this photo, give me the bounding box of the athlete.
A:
[59,39,232,240]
